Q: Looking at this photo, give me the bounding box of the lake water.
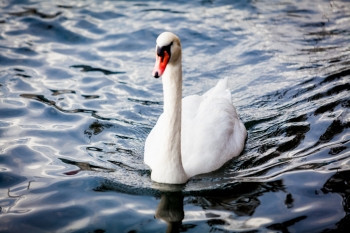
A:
[1,0,350,232]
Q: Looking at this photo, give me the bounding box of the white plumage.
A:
[144,32,247,184]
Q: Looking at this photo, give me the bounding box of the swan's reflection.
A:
[156,192,184,233]
[152,179,285,232]
[152,183,185,233]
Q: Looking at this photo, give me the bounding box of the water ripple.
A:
[1,0,350,232]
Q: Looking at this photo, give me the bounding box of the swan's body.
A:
[144,32,247,184]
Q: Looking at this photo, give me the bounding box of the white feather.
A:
[144,32,247,184]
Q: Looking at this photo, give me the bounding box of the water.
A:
[0,0,349,232]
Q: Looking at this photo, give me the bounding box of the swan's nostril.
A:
[154,71,159,78]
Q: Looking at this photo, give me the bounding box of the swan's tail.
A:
[215,77,228,91]
[204,78,230,99]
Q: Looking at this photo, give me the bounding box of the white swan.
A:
[144,32,247,184]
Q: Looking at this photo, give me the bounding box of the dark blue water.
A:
[1,0,350,232]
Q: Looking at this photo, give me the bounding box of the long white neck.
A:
[152,57,188,184]
[163,62,182,133]
[163,62,182,159]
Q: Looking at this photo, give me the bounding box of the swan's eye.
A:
[157,42,173,58]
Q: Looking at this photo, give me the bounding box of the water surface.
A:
[1,0,350,232]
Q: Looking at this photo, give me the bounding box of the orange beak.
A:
[152,50,170,78]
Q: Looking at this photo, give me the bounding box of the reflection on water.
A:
[152,169,350,232]
[156,192,184,233]
[0,0,350,232]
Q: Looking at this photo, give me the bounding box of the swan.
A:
[144,32,247,184]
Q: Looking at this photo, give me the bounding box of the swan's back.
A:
[181,78,247,177]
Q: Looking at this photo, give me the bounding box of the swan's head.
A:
[152,32,181,78]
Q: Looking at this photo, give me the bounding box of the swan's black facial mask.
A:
[157,42,173,58]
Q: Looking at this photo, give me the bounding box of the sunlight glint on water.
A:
[0,0,349,232]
